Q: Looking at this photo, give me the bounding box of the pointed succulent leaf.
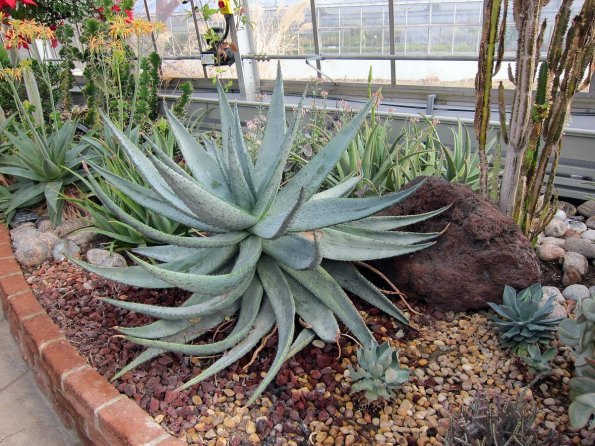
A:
[287,329,316,359]
[165,107,230,200]
[311,176,361,200]
[176,301,276,391]
[272,98,374,209]
[251,188,305,239]
[282,265,376,348]
[323,260,408,325]
[287,275,340,343]
[289,183,423,231]
[262,232,321,270]
[152,158,258,230]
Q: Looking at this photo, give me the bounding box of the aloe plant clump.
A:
[348,341,409,401]
[488,284,563,353]
[74,67,443,404]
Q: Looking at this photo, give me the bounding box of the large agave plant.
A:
[74,68,444,404]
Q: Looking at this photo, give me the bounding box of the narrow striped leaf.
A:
[271,98,374,211]
[348,205,451,231]
[176,301,276,391]
[250,257,295,404]
[282,265,375,348]
[289,182,423,231]
[152,158,258,231]
[323,260,408,325]
[287,275,339,343]
[262,232,321,270]
[129,236,261,294]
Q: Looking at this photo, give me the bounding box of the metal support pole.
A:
[188,0,209,78]
[142,0,160,56]
[388,0,396,86]
[309,0,322,79]
[229,6,260,100]
[426,94,436,115]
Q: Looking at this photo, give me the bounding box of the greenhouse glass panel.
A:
[395,29,406,54]
[319,7,340,27]
[453,26,479,54]
[340,28,362,54]
[249,0,313,56]
[320,30,341,53]
[431,3,456,25]
[406,4,430,25]
[340,7,361,27]
[430,26,454,54]
[454,1,482,25]
[362,6,386,27]
[406,27,429,54]
[362,28,386,54]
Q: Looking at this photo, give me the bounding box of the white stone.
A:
[565,238,595,259]
[563,252,589,276]
[554,209,567,220]
[562,284,591,302]
[544,218,568,238]
[536,244,565,261]
[581,230,595,242]
[540,237,566,247]
[577,201,595,218]
[86,249,126,267]
[539,291,566,319]
[568,220,588,233]
[542,286,565,304]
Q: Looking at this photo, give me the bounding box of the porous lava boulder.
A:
[375,176,540,312]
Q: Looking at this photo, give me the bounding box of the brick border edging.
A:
[0,227,185,446]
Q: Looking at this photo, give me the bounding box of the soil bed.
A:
[25,260,595,446]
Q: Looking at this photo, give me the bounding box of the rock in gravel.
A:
[36,218,54,232]
[536,244,565,261]
[565,238,595,259]
[589,286,595,297]
[544,218,569,238]
[554,209,567,220]
[568,220,588,234]
[577,201,595,218]
[86,249,126,267]
[375,177,540,311]
[10,226,51,267]
[587,216,595,230]
[539,292,566,319]
[562,284,591,302]
[564,252,589,276]
[540,237,566,247]
[557,201,577,217]
[563,252,589,287]
[52,239,81,262]
[542,286,565,304]
[66,229,99,250]
[39,232,60,250]
[581,230,595,242]
[53,218,89,238]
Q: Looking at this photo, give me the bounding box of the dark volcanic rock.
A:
[375,176,540,312]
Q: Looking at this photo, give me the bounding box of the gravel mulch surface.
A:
[25,260,595,446]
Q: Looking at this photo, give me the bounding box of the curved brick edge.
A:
[0,226,185,446]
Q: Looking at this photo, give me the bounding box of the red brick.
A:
[156,437,187,446]
[41,340,87,388]
[7,290,44,321]
[20,314,65,363]
[97,397,166,445]
[0,257,21,279]
[0,273,29,298]
[0,229,9,245]
[84,419,108,446]
[62,367,122,421]
[0,243,13,258]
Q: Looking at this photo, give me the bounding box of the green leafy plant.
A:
[72,68,444,404]
[488,284,563,353]
[348,341,409,401]
[69,124,188,248]
[519,344,556,374]
[0,120,88,224]
[559,294,595,429]
[172,81,194,119]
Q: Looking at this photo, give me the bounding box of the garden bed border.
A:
[0,226,185,446]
